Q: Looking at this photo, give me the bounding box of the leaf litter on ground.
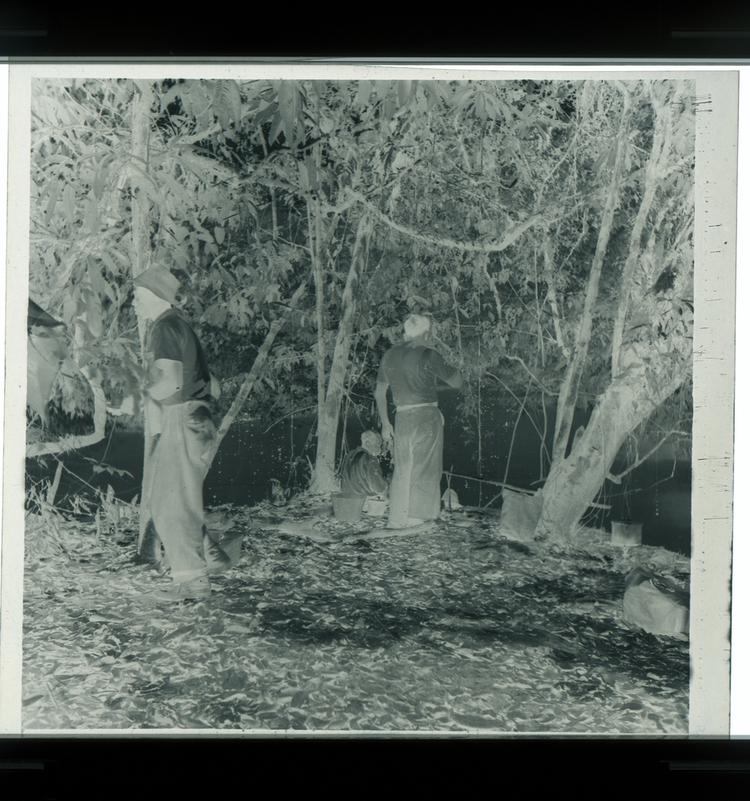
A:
[22,496,689,732]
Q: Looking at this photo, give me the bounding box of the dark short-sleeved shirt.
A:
[148,309,211,406]
[376,342,457,406]
[340,448,388,497]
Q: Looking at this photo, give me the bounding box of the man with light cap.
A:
[375,313,462,529]
[339,430,388,499]
[133,266,230,601]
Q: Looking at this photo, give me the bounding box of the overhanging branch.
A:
[345,189,542,253]
[606,429,689,485]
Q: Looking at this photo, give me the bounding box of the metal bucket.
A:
[611,521,643,547]
[363,498,388,517]
[332,493,365,522]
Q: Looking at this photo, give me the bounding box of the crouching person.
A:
[134,267,235,601]
[339,430,389,511]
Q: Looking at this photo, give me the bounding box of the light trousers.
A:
[139,401,223,582]
[388,404,444,528]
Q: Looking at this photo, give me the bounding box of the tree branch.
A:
[204,278,309,470]
[27,373,107,458]
[346,189,542,253]
[606,430,689,484]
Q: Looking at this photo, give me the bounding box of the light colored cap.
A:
[404,313,431,340]
[361,430,382,453]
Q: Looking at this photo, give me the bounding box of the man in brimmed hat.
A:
[133,266,231,601]
[27,299,68,424]
[375,313,462,530]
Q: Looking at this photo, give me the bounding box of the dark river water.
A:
[26,398,691,555]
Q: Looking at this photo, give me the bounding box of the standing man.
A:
[375,313,462,529]
[133,266,230,601]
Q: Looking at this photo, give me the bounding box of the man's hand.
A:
[147,359,183,401]
[136,363,154,397]
[107,395,137,417]
[374,380,393,451]
[381,420,394,449]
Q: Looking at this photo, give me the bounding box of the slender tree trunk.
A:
[203,279,308,472]
[130,81,154,551]
[610,88,673,377]
[257,126,278,243]
[542,231,570,362]
[307,196,327,465]
[552,87,633,462]
[310,215,370,493]
[536,356,690,540]
[130,81,153,345]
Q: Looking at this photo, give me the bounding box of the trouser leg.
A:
[408,408,444,522]
[387,412,414,528]
[137,519,163,564]
[137,434,161,561]
[151,405,209,583]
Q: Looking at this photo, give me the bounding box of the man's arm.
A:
[429,350,463,390]
[442,368,463,390]
[374,380,394,444]
[147,358,183,401]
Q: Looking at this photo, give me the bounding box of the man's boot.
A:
[135,519,163,566]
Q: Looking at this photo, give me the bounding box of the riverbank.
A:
[22,495,689,733]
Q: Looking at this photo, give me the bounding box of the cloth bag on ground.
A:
[622,567,689,636]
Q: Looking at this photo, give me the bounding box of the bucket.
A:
[611,521,643,547]
[363,498,388,517]
[332,493,365,523]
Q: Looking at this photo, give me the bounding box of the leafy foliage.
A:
[28,77,694,493]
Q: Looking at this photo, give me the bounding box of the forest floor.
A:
[22,494,690,733]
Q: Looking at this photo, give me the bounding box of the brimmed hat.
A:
[28,298,64,329]
[133,267,180,304]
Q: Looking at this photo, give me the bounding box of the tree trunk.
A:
[610,88,674,378]
[552,87,632,463]
[307,196,327,470]
[538,83,692,543]
[542,231,570,361]
[130,81,153,344]
[310,215,370,493]
[536,356,689,541]
[130,81,154,554]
